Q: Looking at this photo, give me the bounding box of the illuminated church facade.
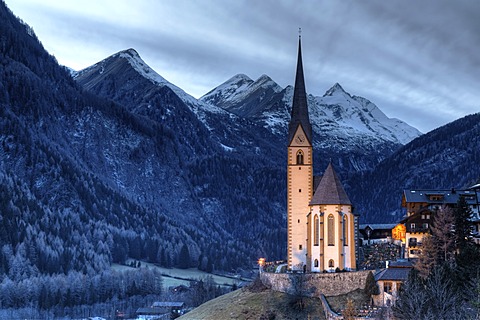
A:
[287,37,357,272]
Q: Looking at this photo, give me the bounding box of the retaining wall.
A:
[260,270,370,297]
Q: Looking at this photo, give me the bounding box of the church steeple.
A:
[288,34,312,145]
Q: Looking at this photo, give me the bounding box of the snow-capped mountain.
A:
[73,48,288,266]
[74,49,277,155]
[201,76,422,146]
[201,74,422,172]
[3,1,480,313]
[317,83,421,145]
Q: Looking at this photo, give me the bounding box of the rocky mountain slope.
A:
[73,48,287,267]
[201,74,422,173]
[0,1,283,283]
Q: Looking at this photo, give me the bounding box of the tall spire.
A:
[288,32,312,144]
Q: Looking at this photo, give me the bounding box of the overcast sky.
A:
[5,0,480,133]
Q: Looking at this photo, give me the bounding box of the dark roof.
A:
[288,36,312,145]
[152,302,184,308]
[313,175,322,191]
[388,259,414,268]
[359,224,397,230]
[310,163,351,205]
[403,189,479,205]
[375,267,411,281]
[136,307,166,315]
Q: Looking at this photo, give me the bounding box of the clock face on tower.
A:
[295,134,305,144]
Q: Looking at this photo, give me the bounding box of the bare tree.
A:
[431,206,455,264]
[342,298,357,320]
[288,273,315,311]
[414,235,437,279]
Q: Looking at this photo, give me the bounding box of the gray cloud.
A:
[5,0,479,133]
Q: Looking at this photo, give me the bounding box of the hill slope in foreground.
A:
[178,287,325,319]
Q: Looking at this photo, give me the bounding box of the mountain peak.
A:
[228,74,253,83]
[253,74,282,92]
[324,83,347,97]
[256,74,272,83]
[116,48,140,58]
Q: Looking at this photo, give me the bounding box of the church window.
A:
[343,215,348,246]
[299,189,302,193]
[328,214,335,246]
[299,244,302,250]
[296,150,304,165]
[314,259,319,267]
[314,215,319,246]
[328,259,334,268]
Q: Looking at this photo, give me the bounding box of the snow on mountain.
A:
[202,76,422,146]
[75,48,196,106]
[74,49,253,138]
[201,74,283,118]
[315,83,422,145]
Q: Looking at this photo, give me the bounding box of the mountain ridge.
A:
[201,74,422,146]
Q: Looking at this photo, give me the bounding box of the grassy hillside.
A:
[178,286,326,320]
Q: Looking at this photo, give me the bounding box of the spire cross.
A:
[299,27,302,38]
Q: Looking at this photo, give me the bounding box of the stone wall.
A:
[260,270,371,297]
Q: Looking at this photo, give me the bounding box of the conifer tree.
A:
[364,271,379,297]
[178,244,191,269]
[454,196,473,252]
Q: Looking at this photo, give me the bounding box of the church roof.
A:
[288,36,312,145]
[310,163,352,205]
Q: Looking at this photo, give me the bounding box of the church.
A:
[287,36,357,272]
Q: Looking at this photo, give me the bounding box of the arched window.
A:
[343,215,348,246]
[314,259,319,268]
[314,215,319,246]
[296,150,304,165]
[328,214,335,246]
[328,259,334,268]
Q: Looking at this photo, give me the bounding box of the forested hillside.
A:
[347,113,480,222]
[0,0,284,291]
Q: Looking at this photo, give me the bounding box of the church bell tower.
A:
[287,34,313,271]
